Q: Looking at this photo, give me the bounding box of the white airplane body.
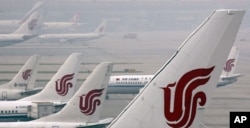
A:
[43,22,76,29]
[40,32,103,41]
[108,75,153,94]
[0,17,83,32]
[42,22,83,30]
[0,1,44,28]
[0,34,36,44]
[0,55,40,100]
[39,20,106,42]
[0,62,113,128]
[0,101,31,117]
[0,53,82,118]
[0,120,112,128]
[0,1,82,32]
[40,12,84,30]
[0,88,41,102]
[0,20,20,28]
[0,11,42,47]
[108,9,245,128]
[108,46,242,94]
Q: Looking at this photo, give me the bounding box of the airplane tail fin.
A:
[94,20,107,35]
[13,11,42,35]
[0,55,40,90]
[221,46,239,77]
[35,62,113,123]
[20,53,82,102]
[108,9,245,128]
[19,1,45,24]
[70,12,80,23]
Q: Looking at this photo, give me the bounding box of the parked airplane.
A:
[0,62,113,128]
[0,1,44,28]
[41,12,84,30]
[107,9,245,128]
[0,11,42,47]
[108,75,153,95]
[0,55,40,100]
[0,1,82,31]
[38,20,107,43]
[108,46,242,95]
[0,53,82,118]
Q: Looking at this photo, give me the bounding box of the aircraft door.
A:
[2,92,7,100]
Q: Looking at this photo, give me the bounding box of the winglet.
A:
[35,62,113,123]
[108,9,245,128]
[20,53,82,102]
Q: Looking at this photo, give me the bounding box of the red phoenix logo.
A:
[55,73,74,96]
[22,69,32,80]
[28,19,37,31]
[224,59,235,72]
[79,88,104,115]
[161,66,215,128]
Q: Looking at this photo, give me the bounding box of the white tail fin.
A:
[108,9,245,128]
[13,11,42,35]
[19,1,44,24]
[94,20,107,35]
[35,62,113,123]
[0,55,40,90]
[221,46,239,77]
[70,12,80,23]
[19,53,82,102]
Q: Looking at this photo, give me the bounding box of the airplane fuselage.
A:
[107,74,239,95]
[42,22,83,30]
[38,33,103,43]
[108,75,153,94]
[0,122,84,127]
[0,89,24,101]
[0,20,19,28]
[0,34,25,41]
[0,118,111,128]
[0,101,30,118]
[0,100,64,118]
[0,34,35,47]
